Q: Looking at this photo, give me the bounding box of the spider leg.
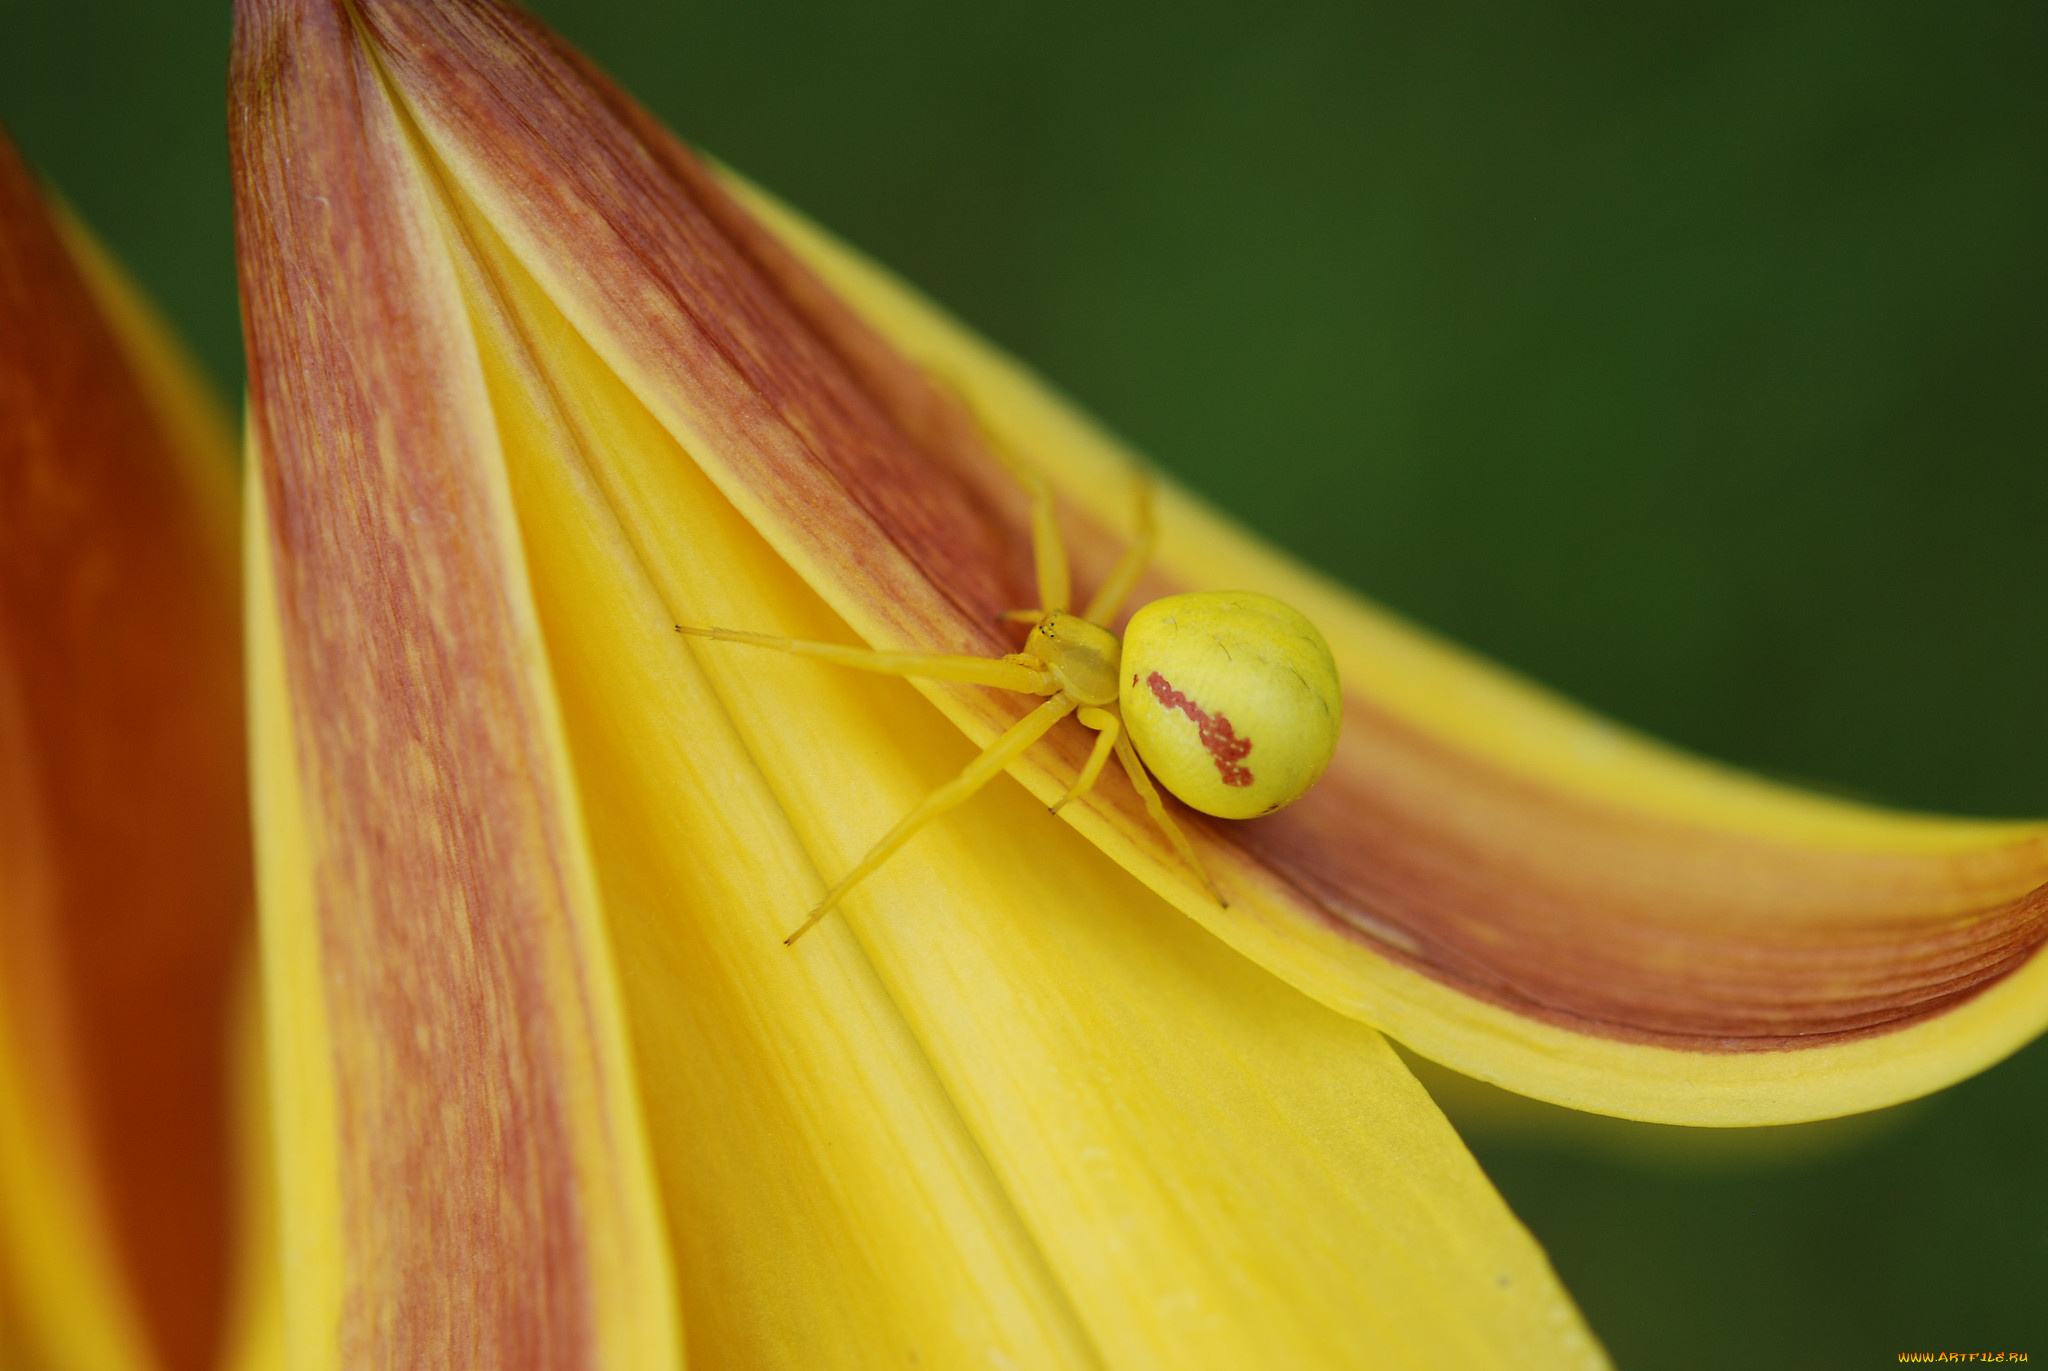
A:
[1082,469,1157,624]
[675,625,1058,694]
[1050,705,1120,815]
[787,694,1081,944]
[1112,732,1226,907]
[1019,465,1072,617]
[928,372,1071,615]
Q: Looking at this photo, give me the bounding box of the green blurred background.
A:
[3,0,2042,1364]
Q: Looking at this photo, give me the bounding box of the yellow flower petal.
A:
[770,204,2048,1125]
[232,4,679,1364]
[459,191,1599,1366]
[0,131,246,1371]
[327,0,2048,1129]
[237,0,1606,1363]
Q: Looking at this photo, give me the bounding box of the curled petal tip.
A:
[723,176,2048,1125]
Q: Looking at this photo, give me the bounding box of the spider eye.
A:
[1118,592,1340,820]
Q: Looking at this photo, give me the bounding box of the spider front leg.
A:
[674,622,1078,942]
[934,375,1072,621]
[674,624,1058,694]
[1000,469,1157,629]
[1083,471,1156,625]
[785,693,1080,945]
[1019,465,1072,617]
[990,462,1070,625]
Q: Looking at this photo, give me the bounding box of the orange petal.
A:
[0,129,246,1371]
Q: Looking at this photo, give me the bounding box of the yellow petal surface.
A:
[231,3,677,1365]
[0,132,247,1371]
[369,0,2048,1127]
[758,194,2048,1124]
[246,0,1610,1364]
[459,195,1599,1366]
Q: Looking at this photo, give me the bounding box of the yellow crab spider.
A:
[675,448,1342,946]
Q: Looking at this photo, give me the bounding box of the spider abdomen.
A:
[1120,592,1341,820]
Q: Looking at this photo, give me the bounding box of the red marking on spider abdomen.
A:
[1146,671,1254,786]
